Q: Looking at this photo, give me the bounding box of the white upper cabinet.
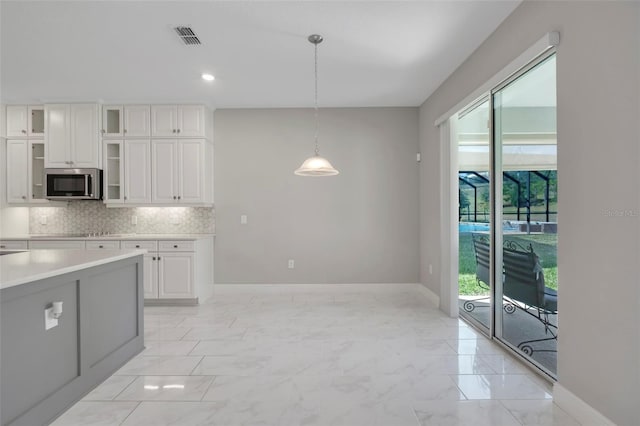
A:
[7,105,44,138]
[102,105,123,137]
[151,105,178,137]
[6,105,45,138]
[71,104,100,168]
[178,139,204,202]
[45,104,71,167]
[177,105,205,137]
[6,140,29,202]
[124,105,151,137]
[5,140,47,204]
[28,106,45,137]
[6,106,28,137]
[124,140,152,203]
[45,104,100,168]
[151,105,206,138]
[151,139,206,204]
[151,139,178,203]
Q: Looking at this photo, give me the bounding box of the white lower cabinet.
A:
[143,253,158,298]
[122,238,212,303]
[158,252,194,298]
[0,240,29,250]
[28,240,86,250]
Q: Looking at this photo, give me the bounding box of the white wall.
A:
[214,107,420,284]
[419,1,640,424]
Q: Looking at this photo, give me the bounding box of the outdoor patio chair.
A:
[502,240,558,355]
[462,233,492,313]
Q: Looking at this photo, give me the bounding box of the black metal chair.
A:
[502,240,557,355]
[462,233,492,313]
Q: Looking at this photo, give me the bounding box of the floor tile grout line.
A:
[117,401,142,426]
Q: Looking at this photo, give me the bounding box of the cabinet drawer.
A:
[86,240,121,250]
[29,240,86,250]
[122,240,158,251]
[0,240,29,250]
[158,240,195,252]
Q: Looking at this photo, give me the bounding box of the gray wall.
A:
[214,107,419,284]
[419,1,639,424]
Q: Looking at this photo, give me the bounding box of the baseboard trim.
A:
[212,283,424,294]
[553,383,616,426]
[145,298,198,307]
[417,284,440,307]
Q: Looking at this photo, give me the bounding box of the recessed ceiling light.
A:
[201,73,215,81]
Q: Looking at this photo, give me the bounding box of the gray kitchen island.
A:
[0,249,145,426]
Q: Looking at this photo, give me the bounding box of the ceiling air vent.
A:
[174,26,201,45]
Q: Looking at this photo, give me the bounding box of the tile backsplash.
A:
[29,203,214,234]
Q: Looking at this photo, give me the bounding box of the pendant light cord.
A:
[314,40,320,156]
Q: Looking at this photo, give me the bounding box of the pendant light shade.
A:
[294,155,339,176]
[295,34,339,177]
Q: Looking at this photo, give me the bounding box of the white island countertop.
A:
[0,249,146,290]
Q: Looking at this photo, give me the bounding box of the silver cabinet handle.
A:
[124,196,127,201]
[177,196,181,200]
[177,129,181,134]
[152,256,156,261]
[173,244,178,248]
[21,195,26,199]
[157,256,161,261]
[0,245,5,248]
[22,129,26,134]
[101,129,106,134]
[124,129,127,134]
[99,245,104,248]
[135,245,140,248]
[173,196,176,200]
[172,129,177,133]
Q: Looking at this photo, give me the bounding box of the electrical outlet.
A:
[131,215,137,225]
[44,308,58,330]
[240,215,248,225]
[288,259,295,269]
[39,215,47,225]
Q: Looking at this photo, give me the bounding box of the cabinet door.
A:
[102,105,123,137]
[28,106,45,137]
[70,104,100,168]
[151,140,177,203]
[143,253,159,298]
[178,105,205,137]
[6,106,28,137]
[29,141,47,202]
[178,139,204,202]
[103,140,124,203]
[124,140,151,203]
[124,105,151,137]
[151,105,177,137]
[44,104,70,167]
[6,140,28,202]
[158,253,194,298]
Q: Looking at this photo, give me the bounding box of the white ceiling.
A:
[0,1,521,109]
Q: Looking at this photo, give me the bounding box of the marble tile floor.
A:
[51,286,580,426]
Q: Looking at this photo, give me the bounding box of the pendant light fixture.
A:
[294,34,339,177]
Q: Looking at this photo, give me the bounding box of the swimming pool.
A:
[459,222,490,232]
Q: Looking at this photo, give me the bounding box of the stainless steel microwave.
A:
[45,168,102,200]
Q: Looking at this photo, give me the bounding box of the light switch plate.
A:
[240,215,248,225]
[45,308,58,330]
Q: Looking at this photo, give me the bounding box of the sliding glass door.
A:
[455,52,558,377]
[457,99,491,333]
[494,53,558,376]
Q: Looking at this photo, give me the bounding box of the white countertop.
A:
[0,249,146,290]
[0,233,214,241]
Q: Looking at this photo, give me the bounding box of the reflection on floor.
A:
[52,285,576,426]
[459,297,557,375]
